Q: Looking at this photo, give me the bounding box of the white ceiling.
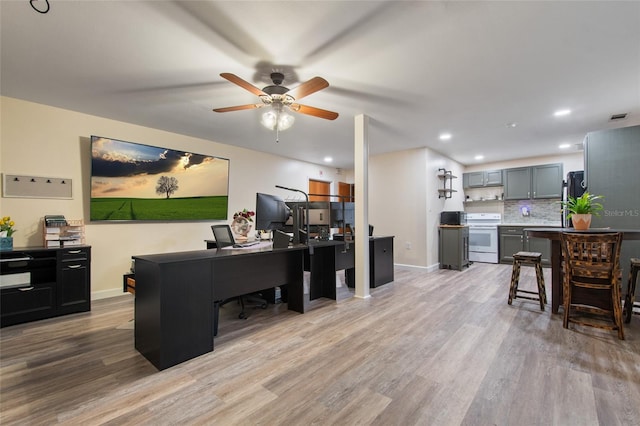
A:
[2,1,639,169]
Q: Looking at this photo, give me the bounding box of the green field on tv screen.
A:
[90,196,228,221]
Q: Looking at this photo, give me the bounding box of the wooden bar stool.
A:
[508,251,547,310]
[623,258,640,323]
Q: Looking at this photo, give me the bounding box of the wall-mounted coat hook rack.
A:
[2,174,73,199]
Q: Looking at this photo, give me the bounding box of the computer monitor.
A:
[255,192,291,231]
[210,224,235,248]
[330,201,355,228]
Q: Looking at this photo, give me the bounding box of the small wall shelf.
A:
[438,168,457,199]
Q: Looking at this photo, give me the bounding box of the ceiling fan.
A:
[213,72,339,132]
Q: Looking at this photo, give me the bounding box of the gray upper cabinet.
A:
[504,167,531,199]
[463,170,503,188]
[485,170,503,186]
[504,163,563,200]
[531,163,563,198]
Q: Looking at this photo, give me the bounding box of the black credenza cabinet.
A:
[342,236,395,288]
[370,236,394,287]
[1,246,91,327]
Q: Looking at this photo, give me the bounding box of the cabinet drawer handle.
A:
[18,286,35,291]
[66,250,82,254]
[67,264,82,269]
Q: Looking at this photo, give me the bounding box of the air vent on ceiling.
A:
[610,113,628,121]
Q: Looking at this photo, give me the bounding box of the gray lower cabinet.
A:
[498,226,551,266]
[439,226,469,271]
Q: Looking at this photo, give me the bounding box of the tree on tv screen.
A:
[156,176,179,199]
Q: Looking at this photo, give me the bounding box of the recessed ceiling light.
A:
[474,155,484,160]
[506,122,517,128]
[439,133,452,141]
[554,109,571,117]
[559,143,571,149]
[323,156,333,163]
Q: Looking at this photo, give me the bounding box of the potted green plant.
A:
[0,216,17,251]
[561,192,604,230]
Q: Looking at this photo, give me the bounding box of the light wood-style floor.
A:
[1,262,639,425]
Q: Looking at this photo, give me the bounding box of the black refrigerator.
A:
[563,170,586,228]
[584,124,640,288]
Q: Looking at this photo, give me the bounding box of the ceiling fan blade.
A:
[220,73,267,97]
[285,77,329,101]
[290,104,339,120]
[213,103,264,113]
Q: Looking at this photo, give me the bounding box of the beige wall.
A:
[369,147,464,269]
[1,97,346,298]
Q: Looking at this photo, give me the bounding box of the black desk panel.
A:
[133,246,306,370]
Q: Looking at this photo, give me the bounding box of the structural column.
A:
[354,114,370,299]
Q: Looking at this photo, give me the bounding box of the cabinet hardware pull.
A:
[68,264,82,269]
[67,250,82,254]
[18,287,35,291]
[1,256,32,263]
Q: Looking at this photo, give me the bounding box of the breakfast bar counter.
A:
[524,227,640,313]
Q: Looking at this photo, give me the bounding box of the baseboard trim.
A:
[394,263,440,273]
[91,288,126,301]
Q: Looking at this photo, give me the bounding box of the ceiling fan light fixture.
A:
[260,105,295,131]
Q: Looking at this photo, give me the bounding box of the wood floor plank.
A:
[2,262,639,425]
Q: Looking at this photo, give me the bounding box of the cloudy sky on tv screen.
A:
[91,137,228,198]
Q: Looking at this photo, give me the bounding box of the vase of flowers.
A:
[231,209,255,240]
[561,192,604,230]
[0,216,16,251]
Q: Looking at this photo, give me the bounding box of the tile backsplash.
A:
[464,199,562,226]
[464,186,562,224]
[502,199,562,224]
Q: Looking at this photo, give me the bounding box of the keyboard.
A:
[233,241,259,248]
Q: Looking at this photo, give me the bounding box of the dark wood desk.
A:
[133,245,306,370]
[524,228,640,314]
[204,239,355,301]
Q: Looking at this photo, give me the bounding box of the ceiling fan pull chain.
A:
[276,126,280,143]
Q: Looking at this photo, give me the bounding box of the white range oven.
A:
[467,213,501,263]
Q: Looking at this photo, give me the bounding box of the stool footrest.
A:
[515,295,543,302]
[515,289,541,296]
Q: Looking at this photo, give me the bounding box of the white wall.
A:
[369,147,464,269]
[1,97,347,299]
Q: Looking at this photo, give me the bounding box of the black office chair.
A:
[211,225,268,322]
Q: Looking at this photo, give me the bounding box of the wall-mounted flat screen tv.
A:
[90,135,229,221]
